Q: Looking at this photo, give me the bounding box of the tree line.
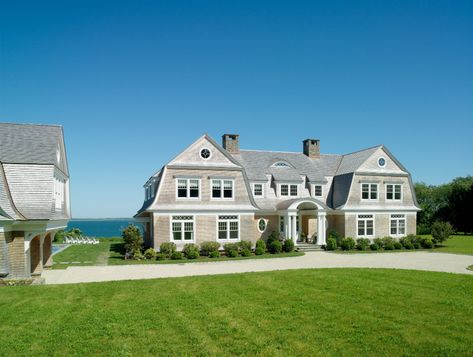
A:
[415,176,473,234]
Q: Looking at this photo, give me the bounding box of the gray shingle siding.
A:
[0,123,70,220]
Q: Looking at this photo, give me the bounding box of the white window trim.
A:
[360,183,379,201]
[257,218,267,233]
[356,214,375,238]
[210,179,235,200]
[389,214,406,237]
[216,215,240,242]
[175,178,201,200]
[378,156,387,168]
[312,184,323,197]
[278,183,298,197]
[170,216,196,243]
[252,183,264,198]
[385,184,403,201]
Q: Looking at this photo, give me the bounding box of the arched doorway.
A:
[30,235,42,275]
[278,198,329,246]
[43,233,52,268]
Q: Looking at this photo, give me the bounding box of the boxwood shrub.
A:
[160,242,176,257]
[268,240,282,254]
[200,241,220,256]
[393,241,402,250]
[182,243,200,259]
[170,251,183,260]
[370,243,380,251]
[255,247,265,255]
[255,239,266,252]
[340,237,355,251]
[356,238,370,251]
[326,238,337,251]
[209,250,220,258]
[143,248,157,260]
[283,239,295,252]
[224,243,239,257]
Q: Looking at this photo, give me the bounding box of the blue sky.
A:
[1,0,472,218]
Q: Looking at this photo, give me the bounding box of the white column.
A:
[284,214,290,239]
[317,212,327,245]
[290,214,297,241]
[297,213,301,242]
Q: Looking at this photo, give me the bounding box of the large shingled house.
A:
[135,134,420,249]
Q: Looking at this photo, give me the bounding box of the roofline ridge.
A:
[0,121,63,128]
[342,144,383,157]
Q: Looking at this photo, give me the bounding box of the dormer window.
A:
[280,184,298,197]
[313,185,323,197]
[253,183,264,197]
[272,161,290,168]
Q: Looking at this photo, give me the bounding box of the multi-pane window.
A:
[361,183,378,200]
[279,216,285,234]
[313,185,322,197]
[390,214,406,236]
[212,179,234,199]
[386,184,402,200]
[253,183,263,197]
[172,216,194,241]
[280,184,298,197]
[218,215,239,240]
[357,214,374,237]
[177,179,199,198]
[54,176,65,210]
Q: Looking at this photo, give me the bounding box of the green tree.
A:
[122,224,143,255]
[431,221,453,244]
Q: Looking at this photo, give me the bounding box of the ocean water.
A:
[66,219,143,238]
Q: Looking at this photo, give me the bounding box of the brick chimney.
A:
[222,134,239,153]
[303,139,320,158]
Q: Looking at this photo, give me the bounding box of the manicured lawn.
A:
[52,241,113,269]
[53,240,303,269]
[1,269,473,355]
[425,235,473,255]
[334,235,473,255]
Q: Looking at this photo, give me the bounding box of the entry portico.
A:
[278,198,329,246]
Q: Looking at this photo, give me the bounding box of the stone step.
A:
[296,244,324,252]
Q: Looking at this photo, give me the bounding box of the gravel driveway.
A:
[43,251,473,285]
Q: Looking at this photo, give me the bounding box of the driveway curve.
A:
[43,251,473,285]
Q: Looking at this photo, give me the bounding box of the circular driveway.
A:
[43,251,473,285]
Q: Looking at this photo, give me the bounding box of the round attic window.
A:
[378,157,386,168]
[200,148,211,160]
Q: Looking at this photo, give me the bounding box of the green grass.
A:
[52,242,112,269]
[1,269,472,356]
[334,235,473,255]
[424,235,473,255]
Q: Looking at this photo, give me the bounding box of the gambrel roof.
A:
[0,123,70,220]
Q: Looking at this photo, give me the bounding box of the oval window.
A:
[257,218,267,233]
[200,148,211,160]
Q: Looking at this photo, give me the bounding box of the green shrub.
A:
[384,242,395,250]
[224,243,239,257]
[399,236,411,248]
[268,240,282,254]
[266,231,280,246]
[431,221,453,244]
[209,251,220,258]
[132,251,143,260]
[170,251,183,260]
[370,243,380,251]
[238,241,252,252]
[413,242,421,249]
[382,237,395,247]
[393,241,402,250]
[155,253,167,260]
[122,224,144,255]
[282,239,295,252]
[143,248,157,260]
[404,242,414,250]
[328,230,343,247]
[240,249,252,257]
[200,241,220,256]
[340,237,356,251]
[421,238,434,249]
[182,243,200,259]
[326,238,337,251]
[255,247,265,255]
[356,238,370,251]
[255,239,266,251]
[373,238,384,248]
[160,242,176,257]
